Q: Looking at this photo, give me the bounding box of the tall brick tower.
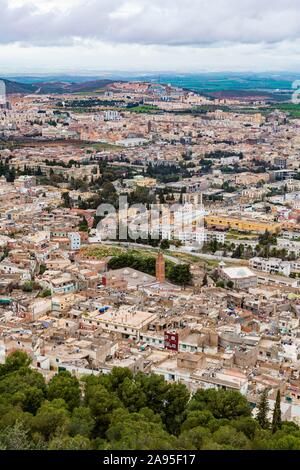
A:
[156,251,165,283]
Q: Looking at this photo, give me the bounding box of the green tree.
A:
[108,367,133,392]
[48,435,92,450]
[0,352,299,450]
[177,426,211,450]
[61,192,72,208]
[212,425,250,450]
[47,371,81,411]
[269,435,300,450]
[188,389,251,420]
[0,360,46,414]
[39,264,47,275]
[0,351,31,376]
[160,239,170,250]
[257,389,270,430]
[231,416,258,440]
[22,282,33,293]
[100,182,118,207]
[6,167,16,183]
[272,390,282,434]
[168,264,192,286]
[33,399,70,440]
[232,244,244,259]
[128,187,155,207]
[79,217,89,232]
[84,382,122,436]
[216,280,225,288]
[135,373,170,415]
[39,289,52,298]
[0,421,45,450]
[118,377,147,412]
[106,409,177,450]
[69,407,95,438]
[181,410,215,432]
[162,383,190,436]
[0,406,33,433]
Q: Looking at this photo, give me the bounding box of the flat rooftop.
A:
[89,307,157,329]
[222,266,256,279]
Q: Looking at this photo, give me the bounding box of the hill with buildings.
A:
[1,78,117,95]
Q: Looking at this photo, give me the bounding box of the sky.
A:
[1,0,300,73]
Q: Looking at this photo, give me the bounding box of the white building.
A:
[68,232,81,251]
[220,266,258,290]
[250,257,291,277]
[104,110,121,121]
[81,307,157,341]
[116,137,149,147]
[277,238,300,258]
[195,229,226,245]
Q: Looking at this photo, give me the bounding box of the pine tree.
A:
[62,192,71,209]
[79,216,89,232]
[272,390,282,433]
[257,389,270,429]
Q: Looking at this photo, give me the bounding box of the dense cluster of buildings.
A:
[1,81,300,424]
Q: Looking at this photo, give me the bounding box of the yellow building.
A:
[205,215,282,234]
[51,293,85,312]
[134,177,157,188]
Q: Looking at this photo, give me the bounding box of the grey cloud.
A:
[1,0,300,46]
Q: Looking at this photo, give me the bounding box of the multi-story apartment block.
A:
[250,257,291,277]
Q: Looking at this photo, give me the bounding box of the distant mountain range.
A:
[1,78,117,95]
[1,72,298,100]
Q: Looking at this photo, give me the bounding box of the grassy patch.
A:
[127,105,160,113]
[80,245,125,258]
[227,230,258,241]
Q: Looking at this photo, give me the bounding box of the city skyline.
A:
[1,0,300,456]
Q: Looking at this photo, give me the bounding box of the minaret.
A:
[156,251,165,283]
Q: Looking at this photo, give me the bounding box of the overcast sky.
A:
[1,0,300,73]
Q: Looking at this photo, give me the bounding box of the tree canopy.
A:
[0,352,299,450]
